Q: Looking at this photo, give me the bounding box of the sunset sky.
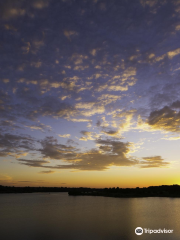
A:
[1,0,180,188]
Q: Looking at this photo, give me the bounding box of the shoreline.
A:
[1,184,180,198]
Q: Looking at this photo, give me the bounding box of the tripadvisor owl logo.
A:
[135,227,143,235]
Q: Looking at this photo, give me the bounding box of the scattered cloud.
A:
[79,131,96,141]
[76,102,95,109]
[18,159,50,167]
[25,123,52,132]
[1,0,179,178]
[0,133,35,157]
[147,105,180,133]
[18,137,138,171]
[39,136,78,160]
[39,170,55,174]
[3,79,9,83]
[97,94,121,105]
[140,156,169,168]
[64,30,78,41]
[32,0,49,9]
[101,129,120,137]
[152,48,180,63]
[69,118,91,122]
[58,134,71,138]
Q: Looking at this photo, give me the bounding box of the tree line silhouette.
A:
[1,184,180,197]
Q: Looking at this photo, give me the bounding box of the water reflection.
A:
[0,193,180,240]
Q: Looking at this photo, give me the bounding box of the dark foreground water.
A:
[0,193,180,240]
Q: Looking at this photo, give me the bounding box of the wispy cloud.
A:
[39,170,55,174]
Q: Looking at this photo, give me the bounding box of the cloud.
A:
[147,105,180,133]
[60,95,71,101]
[167,48,180,60]
[26,95,77,120]
[70,54,88,65]
[175,24,180,31]
[39,138,138,170]
[140,156,169,168]
[101,129,120,136]
[98,116,109,128]
[96,120,101,127]
[18,159,50,167]
[67,65,135,96]
[74,65,89,71]
[75,101,106,117]
[80,131,91,136]
[95,67,137,92]
[64,30,78,40]
[35,77,81,93]
[58,134,71,138]
[153,48,180,63]
[69,118,91,122]
[80,105,105,117]
[114,110,136,132]
[30,61,42,68]
[39,136,78,160]
[21,42,31,54]
[4,24,17,31]
[0,0,50,21]
[1,3,25,20]
[76,102,95,109]
[66,139,78,145]
[25,123,52,132]
[79,131,95,141]
[99,145,112,152]
[140,0,159,7]
[16,136,170,171]
[171,100,180,108]
[3,79,9,83]
[162,136,180,141]
[16,136,138,171]
[0,133,35,157]
[0,120,22,133]
[90,49,97,56]
[97,94,121,105]
[39,170,55,174]
[32,0,49,9]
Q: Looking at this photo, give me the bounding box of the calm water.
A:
[0,193,180,240]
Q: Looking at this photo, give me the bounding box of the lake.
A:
[0,193,180,240]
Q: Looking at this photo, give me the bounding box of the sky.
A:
[1,0,180,188]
